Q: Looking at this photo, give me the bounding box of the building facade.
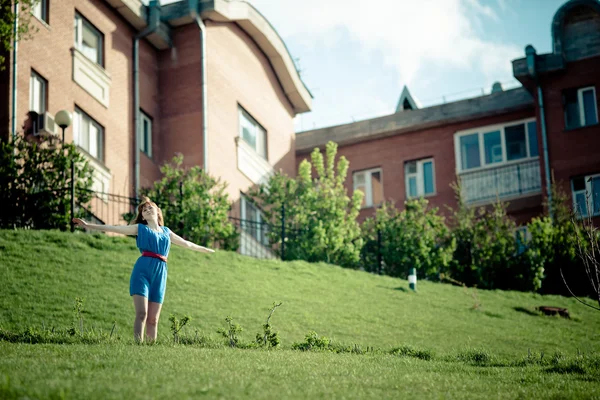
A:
[296,0,600,227]
[1,0,312,246]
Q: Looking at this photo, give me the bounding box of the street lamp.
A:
[55,110,72,142]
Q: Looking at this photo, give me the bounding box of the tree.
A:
[362,199,455,279]
[0,134,94,230]
[139,154,238,250]
[1,0,40,70]
[249,141,364,268]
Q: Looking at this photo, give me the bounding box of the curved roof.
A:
[551,0,600,56]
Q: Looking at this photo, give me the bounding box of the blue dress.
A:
[129,224,172,304]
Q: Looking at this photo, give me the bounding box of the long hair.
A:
[133,197,164,226]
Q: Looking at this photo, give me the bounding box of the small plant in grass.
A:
[169,314,190,344]
[457,349,493,366]
[292,331,331,351]
[217,316,243,348]
[255,302,282,348]
[68,297,85,336]
[390,345,434,361]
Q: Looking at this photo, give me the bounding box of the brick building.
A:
[0,0,311,242]
[296,0,600,227]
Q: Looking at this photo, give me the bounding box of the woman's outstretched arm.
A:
[170,231,215,253]
[72,218,139,236]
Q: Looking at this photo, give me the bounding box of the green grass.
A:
[1,229,599,399]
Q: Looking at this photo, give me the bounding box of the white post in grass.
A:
[408,268,417,291]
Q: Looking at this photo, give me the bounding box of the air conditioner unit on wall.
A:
[35,111,58,137]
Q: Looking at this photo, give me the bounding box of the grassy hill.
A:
[1,229,599,399]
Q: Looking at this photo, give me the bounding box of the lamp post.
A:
[55,110,72,143]
[55,110,73,230]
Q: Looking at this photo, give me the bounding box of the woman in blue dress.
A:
[72,197,214,342]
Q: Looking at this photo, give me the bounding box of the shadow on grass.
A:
[513,306,541,317]
[376,286,409,292]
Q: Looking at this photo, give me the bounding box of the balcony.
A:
[458,159,542,204]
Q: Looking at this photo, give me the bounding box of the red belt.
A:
[142,251,168,262]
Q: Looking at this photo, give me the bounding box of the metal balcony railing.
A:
[459,159,542,204]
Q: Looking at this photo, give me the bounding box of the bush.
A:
[361,199,454,279]
[249,142,363,268]
[0,135,94,230]
[140,154,238,250]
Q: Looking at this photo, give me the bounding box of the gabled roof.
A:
[296,87,533,153]
[395,85,421,112]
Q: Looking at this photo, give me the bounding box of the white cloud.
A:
[246,0,522,87]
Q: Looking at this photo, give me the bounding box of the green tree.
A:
[140,154,238,250]
[1,0,40,70]
[362,199,455,279]
[249,141,363,268]
[0,134,94,230]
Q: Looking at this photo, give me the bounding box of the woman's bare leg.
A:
[132,295,148,342]
[146,301,163,342]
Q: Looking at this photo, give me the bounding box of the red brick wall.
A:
[296,108,540,225]
[539,56,600,192]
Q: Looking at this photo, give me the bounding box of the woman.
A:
[72,197,215,343]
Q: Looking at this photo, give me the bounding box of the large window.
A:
[74,13,103,66]
[241,195,268,245]
[239,107,267,159]
[564,86,598,129]
[572,173,600,218]
[405,158,435,198]
[32,0,49,23]
[73,108,104,161]
[140,111,152,158]
[353,168,383,208]
[456,119,538,172]
[29,70,47,115]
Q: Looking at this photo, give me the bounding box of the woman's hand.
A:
[72,218,88,229]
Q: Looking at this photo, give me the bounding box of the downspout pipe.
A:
[526,45,553,220]
[11,2,19,142]
[133,0,162,199]
[189,0,208,172]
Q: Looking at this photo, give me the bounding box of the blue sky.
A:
[157,0,567,131]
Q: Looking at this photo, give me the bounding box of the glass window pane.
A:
[408,177,417,198]
[89,124,98,158]
[573,176,586,191]
[460,133,480,170]
[505,124,527,161]
[355,185,366,207]
[527,121,539,157]
[80,117,90,151]
[406,161,416,174]
[565,90,580,129]
[73,112,80,145]
[257,127,266,159]
[575,192,588,217]
[582,89,598,126]
[354,172,365,185]
[483,130,502,164]
[592,176,600,215]
[371,171,383,205]
[32,1,42,19]
[423,162,434,194]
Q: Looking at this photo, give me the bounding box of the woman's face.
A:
[141,203,158,221]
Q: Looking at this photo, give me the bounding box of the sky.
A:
[154,0,567,132]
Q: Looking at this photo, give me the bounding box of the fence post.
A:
[70,159,75,232]
[281,203,285,261]
[377,228,382,274]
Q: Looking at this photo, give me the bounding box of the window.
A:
[73,108,104,161]
[572,174,600,218]
[29,70,47,115]
[405,159,435,198]
[564,86,598,129]
[32,0,48,23]
[140,111,152,158]
[74,13,103,66]
[455,119,538,172]
[353,168,383,208]
[515,226,531,255]
[240,195,268,245]
[239,107,267,159]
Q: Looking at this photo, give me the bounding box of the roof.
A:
[105,0,312,114]
[296,87,534,153]
[395,86,421,112]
